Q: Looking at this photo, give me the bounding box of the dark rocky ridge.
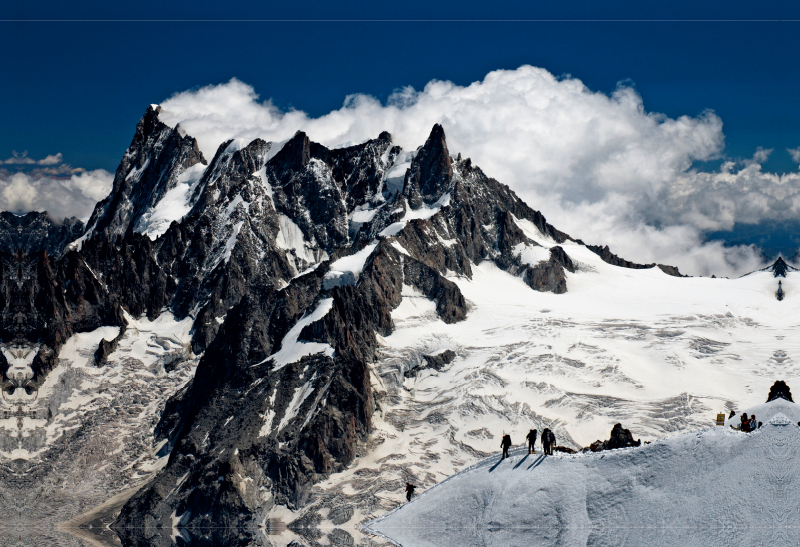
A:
[0,107,698,542]
[587,244,684,277]
[0,211,84,258]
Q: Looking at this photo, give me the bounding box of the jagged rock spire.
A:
[270,131,311,178]
[84,105,206,240]
[403,124,453,208]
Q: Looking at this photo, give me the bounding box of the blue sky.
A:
[2,1,800,274]
[4,1,800,172]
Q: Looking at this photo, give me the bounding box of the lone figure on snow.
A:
[525,429,538,454]
[500,434,512,459]
[405,482,416,501]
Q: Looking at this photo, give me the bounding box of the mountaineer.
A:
[547,429,557,455]
[525,429,538,454]
[500,433,512,459]
[739,413,749,432]
[542,428,552,455]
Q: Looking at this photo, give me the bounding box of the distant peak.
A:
[767,380,793,402]
[765,256,797,278]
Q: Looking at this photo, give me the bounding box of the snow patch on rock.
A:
[262,298,335,370]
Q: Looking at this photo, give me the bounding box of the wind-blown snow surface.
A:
[368,399,800,547]
[289,243,799,540]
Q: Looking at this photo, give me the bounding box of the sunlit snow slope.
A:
[369,399,800,547]
[298,247,796,535]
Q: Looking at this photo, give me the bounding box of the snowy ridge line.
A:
[370,400,800,546]
[363,424,754,535]
[363,445,539,532]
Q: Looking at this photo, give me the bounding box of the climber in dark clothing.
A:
[501,434,512,459]
[740,413,749,432]
[405,482,416,501]
[542,428,551,456]
[547,430,557,455]
[525,429,538,454]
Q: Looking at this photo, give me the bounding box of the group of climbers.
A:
[732,412,760,432]
[403,382,794,505]
[500,428,558,459]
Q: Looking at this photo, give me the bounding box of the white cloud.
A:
[160,68,790,276]
[37,153,63,165]
[2,150,36,165]
[0,168,113,220]
[788,147,800,164]
[1,151,63,166]
[2,173,39,211]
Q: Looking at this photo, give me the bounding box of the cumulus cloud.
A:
[160,68,788,276]
[0,168,113,221]
[37,153,63,166]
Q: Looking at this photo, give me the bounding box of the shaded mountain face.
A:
[0,211,83,258]
[0,107,688,544]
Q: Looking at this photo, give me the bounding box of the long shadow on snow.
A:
[512,454,530,469]
[527,454,546,471]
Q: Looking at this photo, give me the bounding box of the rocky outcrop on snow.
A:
[525,245,576,294]
[765,256,798,278]
[404,349,456,378]
[767,380,793,402]
[586,423,642,452]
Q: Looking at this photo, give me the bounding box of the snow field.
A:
[369,399,800,547]
[286,238,799,538]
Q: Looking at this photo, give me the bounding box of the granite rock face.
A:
[84,105,207,240]
[0,107,681,541]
